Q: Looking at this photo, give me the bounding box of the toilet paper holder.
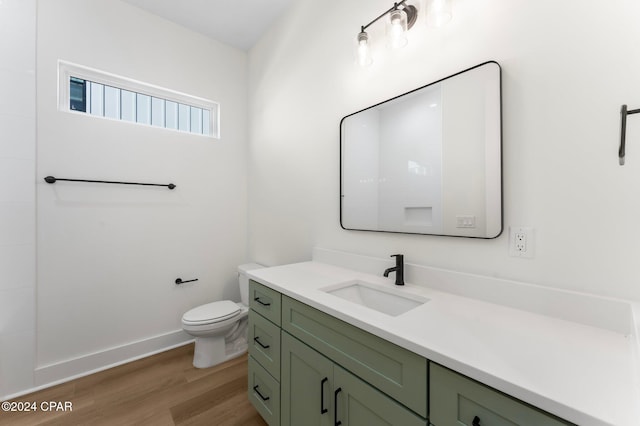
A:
[175,278,198,285]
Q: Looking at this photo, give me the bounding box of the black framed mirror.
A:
[340,61,502,238]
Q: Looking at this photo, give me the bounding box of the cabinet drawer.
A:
[429,363,573,426]
[248,355,281,426]
[282,295,427,417]
[248,310,281,379]
[249,280,281,326]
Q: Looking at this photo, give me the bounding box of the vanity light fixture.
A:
[356,0,451,67]
[387,7,410,49]
[426,0,453,28]
[357,31,373,67]
[356,1,417,66]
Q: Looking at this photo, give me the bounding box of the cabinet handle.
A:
[253,385,270,401]
[334,387,342,426]
[472,415,481,426]
[320,377,328,414]
[254,297,271,307]
[253,336,270,349]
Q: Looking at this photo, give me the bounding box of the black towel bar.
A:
[44,176,176,189]
[175,278,198,285]
[619,105,640,165]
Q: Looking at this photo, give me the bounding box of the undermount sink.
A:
[322,280,429,316]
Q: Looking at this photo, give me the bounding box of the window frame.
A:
[58,60,220,139]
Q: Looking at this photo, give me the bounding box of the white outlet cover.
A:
[509,226,534,258]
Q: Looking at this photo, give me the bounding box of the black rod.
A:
[175,278,198,285]
[361,0,406,31]
[620,105,640,166]
[44,176,176,190]
[620,104,627,165]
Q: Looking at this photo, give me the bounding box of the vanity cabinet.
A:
[247,280,572,426]
[281,332,426,426]
[429,363,573,426]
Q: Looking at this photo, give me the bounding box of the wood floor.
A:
[0,344,267,426]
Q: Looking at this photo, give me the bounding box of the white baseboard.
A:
[6,330,193,399]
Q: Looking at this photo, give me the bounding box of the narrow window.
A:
[60,61,219,138]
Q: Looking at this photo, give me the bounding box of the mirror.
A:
[340,61,502,238]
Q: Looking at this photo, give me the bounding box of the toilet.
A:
[181,263,264,368]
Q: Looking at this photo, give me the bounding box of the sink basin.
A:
[323,280,429,316]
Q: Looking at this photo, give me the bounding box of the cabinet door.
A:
[334,365,427,426]
[281,332,333,426]
[429,363,573,426]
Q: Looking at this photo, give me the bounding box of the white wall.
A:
[0,0,37,399]
[248,0,640,302]
[36,0,248,383]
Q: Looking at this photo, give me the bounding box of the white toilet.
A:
[181,263,264,368]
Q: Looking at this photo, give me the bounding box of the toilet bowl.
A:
[181,263,264,368]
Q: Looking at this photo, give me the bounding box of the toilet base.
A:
[192,335,248,369]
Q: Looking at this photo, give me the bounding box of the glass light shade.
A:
[387,9,408,49]
[356,31,373,67]
[426,0,452,28]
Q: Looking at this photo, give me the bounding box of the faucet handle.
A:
[389,254,405,285]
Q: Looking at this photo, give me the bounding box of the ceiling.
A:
[122,0,295,51]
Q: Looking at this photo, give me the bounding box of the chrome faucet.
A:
[383,254,404,286]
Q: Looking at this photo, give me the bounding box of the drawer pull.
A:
[320,377,328,414]
[254,297,271,307]
[334,387,342,426]
[253,336,270,349]
[253,385,270,401]
[472,416,481,426]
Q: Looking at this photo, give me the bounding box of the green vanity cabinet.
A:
[281,332,427,426]
[247,281,572,426]
[429,363,574,426]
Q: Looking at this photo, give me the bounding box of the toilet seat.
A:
[182,300,241,326]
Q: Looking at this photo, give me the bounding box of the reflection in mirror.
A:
[340,61,502,238]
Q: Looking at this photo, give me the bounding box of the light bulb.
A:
[426,0,452,28]
[356,31,373,67]
[387,9,408,49]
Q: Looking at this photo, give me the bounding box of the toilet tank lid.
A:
[238,263,265,274]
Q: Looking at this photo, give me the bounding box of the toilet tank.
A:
[238,263,265,306]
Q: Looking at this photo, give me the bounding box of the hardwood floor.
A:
[0,344,267,426]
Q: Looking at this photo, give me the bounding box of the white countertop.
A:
[248,260,640,426]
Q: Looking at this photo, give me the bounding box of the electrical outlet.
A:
[509,227,534,258]
[455,215,476,228]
